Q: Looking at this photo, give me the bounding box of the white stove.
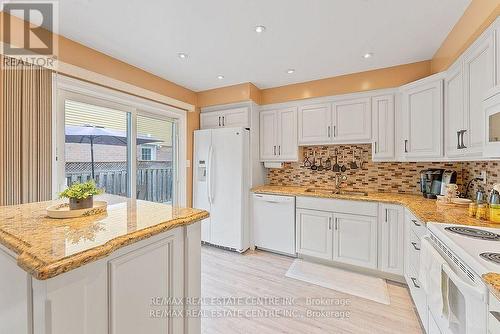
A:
[427,223,500,277]
[425,223,498,334]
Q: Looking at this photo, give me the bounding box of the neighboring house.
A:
[64,99,174,164]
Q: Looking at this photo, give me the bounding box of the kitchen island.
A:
[0,194,209,334]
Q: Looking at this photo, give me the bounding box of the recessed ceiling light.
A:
[363,52,374,59]
[255,25,266,33]
[287,69,295,74]
[217,75,224,80]
[178,52,188,59]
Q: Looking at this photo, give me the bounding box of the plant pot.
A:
[69,196,94,210]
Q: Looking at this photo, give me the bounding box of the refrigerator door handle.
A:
[209,146,215,203]
[207,145,213,204]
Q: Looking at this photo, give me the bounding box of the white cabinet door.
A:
[333,213,377,269]
[372,95,395,160]
[401,78,443,159]
[445,60,466,158]
[200,111,223,129]
[108,237,184,334]
[259,110,278,161]
[222,107,249,128]
[296,208,333,260]
[332,97,371,142]
[379,204,404,276]
[463,32,495,156]
[277,107,298,161]
[298,103,332,145]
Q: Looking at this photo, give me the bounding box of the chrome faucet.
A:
[335,174,347,190]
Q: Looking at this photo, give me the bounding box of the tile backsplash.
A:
[267,144,500,198]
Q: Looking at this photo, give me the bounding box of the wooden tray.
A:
[46,201,107,219]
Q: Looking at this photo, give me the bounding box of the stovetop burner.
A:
[444,226,500,241]
[480,252,500,265]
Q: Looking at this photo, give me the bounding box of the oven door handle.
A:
[441,262,486,302]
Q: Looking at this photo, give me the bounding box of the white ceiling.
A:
[47,0,470,91]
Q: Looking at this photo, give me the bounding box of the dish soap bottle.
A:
[490,184,500,223]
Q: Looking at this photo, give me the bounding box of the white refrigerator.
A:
[193,127,250,252]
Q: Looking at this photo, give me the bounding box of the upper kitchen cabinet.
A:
[331,97,372,142]
[298,103,331,145]
[298,97,371,145]
[200,107,250,129]
[260,107,298,162]
[400,74,444,159]
[372,94,395,160]
[463,30,496,157]
[483,86,500,157]
[444,59,466,158]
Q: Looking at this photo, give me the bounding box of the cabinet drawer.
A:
[296,197,378,217]
[406,264,427,329]
[406,210,426,238]
[408,229,421,274]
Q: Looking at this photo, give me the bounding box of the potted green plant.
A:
[59,181,104,210]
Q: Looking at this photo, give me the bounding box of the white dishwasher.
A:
[252,194,296,256]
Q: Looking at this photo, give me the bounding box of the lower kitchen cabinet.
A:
[403,210,428,332]
[295,198,407,276]
[379,204,404,275]
[296,208,333,260]
[333,213,378,269]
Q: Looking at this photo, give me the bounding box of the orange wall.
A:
[196,83,257,108]
[431,0,500,73]
[196,61,431,107]
[0,12,197,105]
[260,61,432,105]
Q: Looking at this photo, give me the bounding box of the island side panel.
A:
[185,221,201,334]
[0,245,31,334]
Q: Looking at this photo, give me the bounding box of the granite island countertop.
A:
[0,194,209,280]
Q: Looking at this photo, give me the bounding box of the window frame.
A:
[53,74,187,206]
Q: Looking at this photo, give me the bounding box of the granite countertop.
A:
[0,194,209,280]
[252,184,500,299]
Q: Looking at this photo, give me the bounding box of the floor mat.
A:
[285,259,390,305]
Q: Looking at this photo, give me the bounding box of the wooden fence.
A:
[66,168,174,203]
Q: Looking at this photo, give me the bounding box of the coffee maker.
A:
[420,169,457,199]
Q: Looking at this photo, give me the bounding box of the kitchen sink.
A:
[305,188,336,194]
[337,190,368,196]
[304,188,368,196]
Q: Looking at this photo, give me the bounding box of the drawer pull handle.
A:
[411,219,421,227]
[410,277,420,289]
[411,242,420,251]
